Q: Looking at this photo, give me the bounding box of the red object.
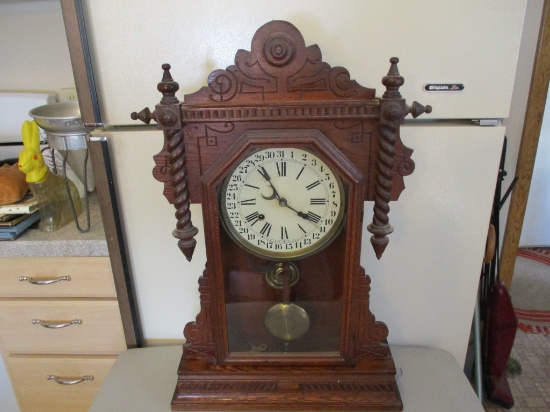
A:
[484,282,518,408]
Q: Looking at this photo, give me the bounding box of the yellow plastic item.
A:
[18,121,82,232]
[18,121,48,183]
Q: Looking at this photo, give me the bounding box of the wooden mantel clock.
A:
[132,20,431,411]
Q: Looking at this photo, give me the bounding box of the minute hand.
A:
[258,167,283,201]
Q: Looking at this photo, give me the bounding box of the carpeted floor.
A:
[484,248,550,411]
[511,248,550,335]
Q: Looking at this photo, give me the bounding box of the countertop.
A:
[91,345,485,412]
[0,192,108,257]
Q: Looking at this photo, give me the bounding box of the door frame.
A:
[60,0,142,347]
[500,0,550,289]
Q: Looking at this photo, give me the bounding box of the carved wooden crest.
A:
[184,21,375,104]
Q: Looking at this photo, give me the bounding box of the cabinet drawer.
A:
[7,354,117,412]
[0,300,126,354]
[0,257,116,298]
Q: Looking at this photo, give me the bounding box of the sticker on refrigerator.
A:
[424,83,465,92]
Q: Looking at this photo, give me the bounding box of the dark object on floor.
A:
[484,282,518,409]
[506,357,522,375]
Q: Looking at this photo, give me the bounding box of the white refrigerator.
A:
[82,0,526,366]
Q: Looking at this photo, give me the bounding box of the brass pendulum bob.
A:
[264,263,310,342]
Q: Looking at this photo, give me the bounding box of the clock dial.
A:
[221,147,345,260]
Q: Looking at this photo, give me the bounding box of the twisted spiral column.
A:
[166,127,198,261]
[156,63,198,261]
[367,57,406,259]
[368,122,396,259]
[367,58,431,260]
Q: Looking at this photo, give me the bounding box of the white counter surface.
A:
[91,345,484,412]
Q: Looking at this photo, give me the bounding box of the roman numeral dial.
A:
[221,147,344,260]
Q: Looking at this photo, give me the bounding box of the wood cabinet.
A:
[0,256,116,298]
[0,256,127,412]
[6,355,116,412]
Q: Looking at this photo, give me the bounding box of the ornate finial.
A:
[382,57,404,100]
[158,63,179,105]
[162,63,173,81]
[387,57,400,76]
[408,101,433,118]
[177,229,199,262]
[368,225,394,260]
[131,107,155,124]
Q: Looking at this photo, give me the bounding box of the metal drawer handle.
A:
[19,275,71,285]
[32,319,82,329]
[47,375,94,385]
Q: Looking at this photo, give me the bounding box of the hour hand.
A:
[284,204,310,221]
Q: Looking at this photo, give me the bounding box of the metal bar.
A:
[73,0,101,124]
[473,293,484,401]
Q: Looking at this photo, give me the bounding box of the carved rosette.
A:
[328,67,354,97]
[207,69,239,102]
[263,31,295,66]
[398,147,416,177]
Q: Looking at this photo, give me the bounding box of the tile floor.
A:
[484,330,550,411]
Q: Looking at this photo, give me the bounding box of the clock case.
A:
[132,20,430,411]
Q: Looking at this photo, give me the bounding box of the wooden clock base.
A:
[171,350,402,411]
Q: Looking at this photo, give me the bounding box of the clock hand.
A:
[261,186,277,201]
[284,203,310,220]
[257,166,314,222]
[268,188,309,219]
[258,166,284,202]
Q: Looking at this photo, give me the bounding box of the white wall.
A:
[520,89,550,246]
[83,0,525,124]
[0,0,74,98]
[104,130,202,341]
